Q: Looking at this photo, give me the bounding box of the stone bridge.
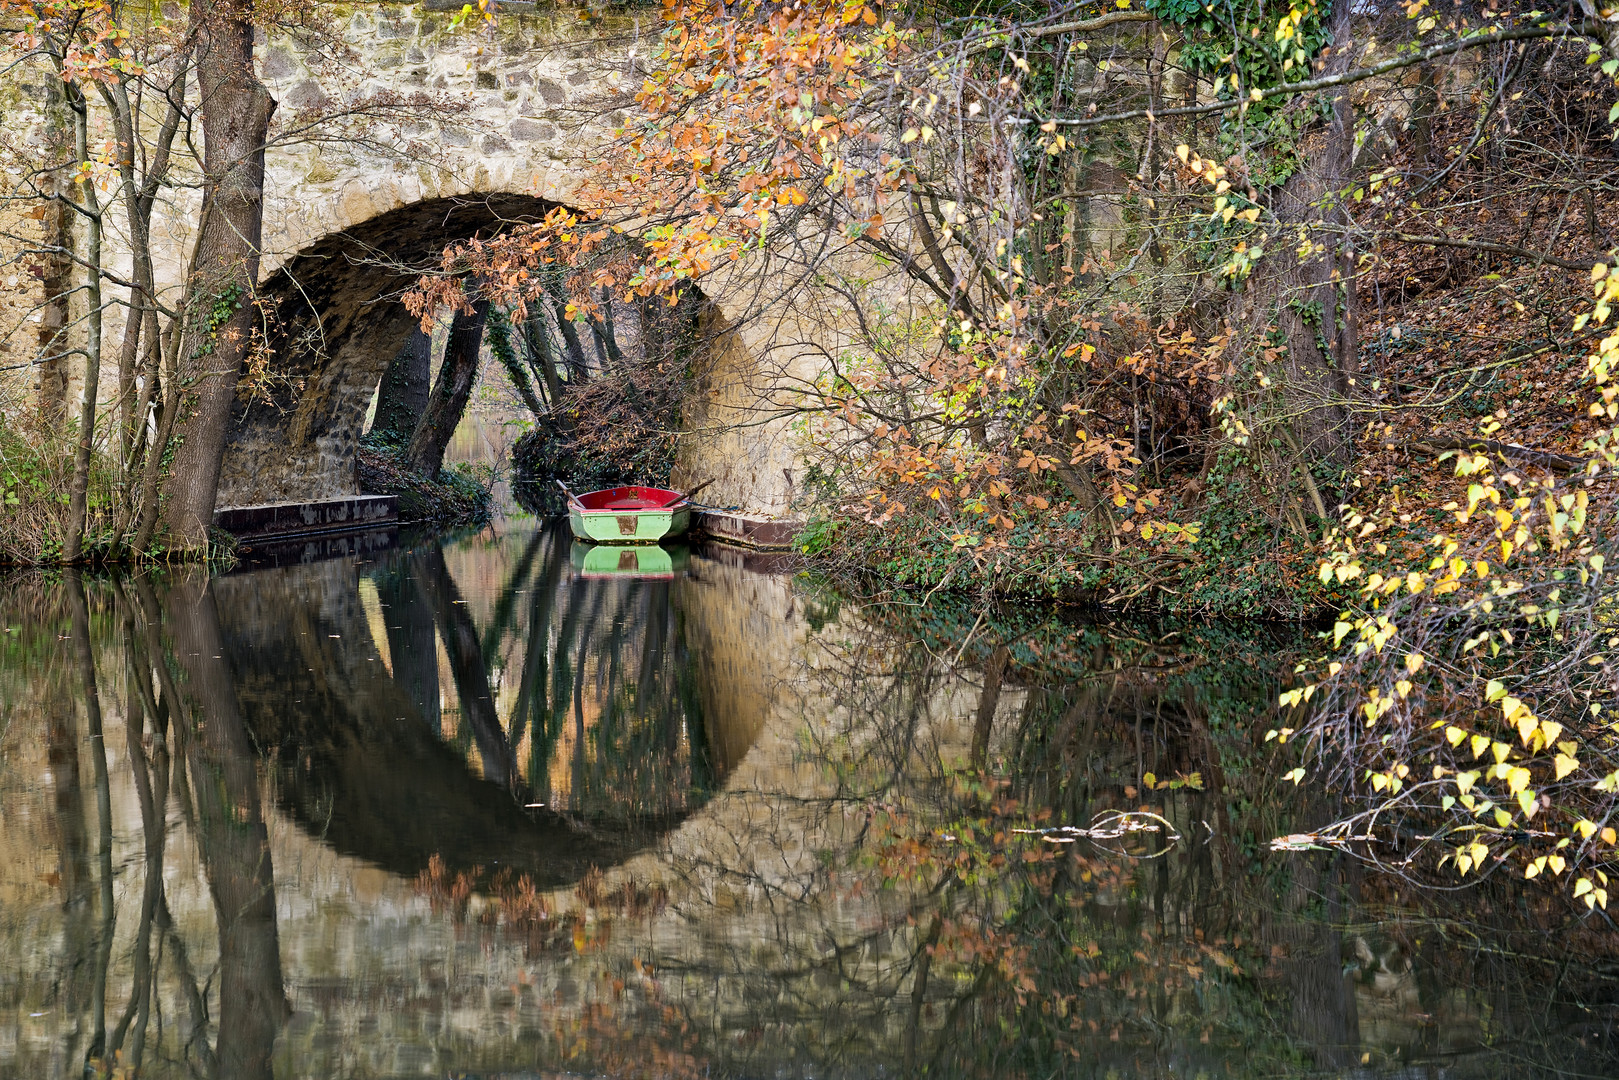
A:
[164,2,825,519]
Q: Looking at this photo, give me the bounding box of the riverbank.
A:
[356,439,495,530]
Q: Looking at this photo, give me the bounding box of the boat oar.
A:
[686,478,715,501]
[556,479,583,509]
[647,479,713,509]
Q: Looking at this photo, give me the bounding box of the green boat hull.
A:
[568,504,691,544]
[571,542,690,578]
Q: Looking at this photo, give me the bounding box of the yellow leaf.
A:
[1405,653,1424,674]
[1516,712,1538,746]
[1555,753,1579,780]
[1455,770,1479,794]
[1444,725,1466,747]
[1470,734,1490,759]
[1576,819,1598,840]
[1507,767,1532,794]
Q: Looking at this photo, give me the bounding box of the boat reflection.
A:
[570,540,690,579]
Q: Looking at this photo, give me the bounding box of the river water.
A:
[1,522,1615,1079]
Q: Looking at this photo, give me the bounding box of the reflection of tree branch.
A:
[43,591,92,1071]
[415,545,524,794]
[122,575,219,1075]
[66,572,115,1070]
[481,525,546,659]
[106,583,171,1070]
[511,529,568,755]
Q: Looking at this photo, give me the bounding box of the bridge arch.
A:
[218,189,577,508]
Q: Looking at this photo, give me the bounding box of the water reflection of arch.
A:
[212,527,775,886]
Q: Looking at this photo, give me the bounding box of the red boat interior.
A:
[572,486,686,512]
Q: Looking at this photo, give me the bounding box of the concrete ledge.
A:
[214,495,398,541]
[694,510,802,551]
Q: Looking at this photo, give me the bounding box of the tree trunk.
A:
[1246,2,1360,508]
[62,84,104,563]
[407,298,487,477]
[156,0,275,552]
[487,306,546,419]
[1410,63,1436,176]
[524,312,565,410]
[546,285,589,379]
[102,65,184,472]
[370,326,433,444]
[35,73,74,430]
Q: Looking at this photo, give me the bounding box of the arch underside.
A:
[217,193,556,508]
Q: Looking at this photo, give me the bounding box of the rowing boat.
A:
[560,483,693,544]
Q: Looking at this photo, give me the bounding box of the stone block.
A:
[509,118,556,142]
[339,186,377,228]
[535,77,566,104]
[284,78,330,111]
[260,45,298,81]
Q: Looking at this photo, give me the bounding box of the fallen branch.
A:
[1392,232,1604,273]
[1409,435,1589,474]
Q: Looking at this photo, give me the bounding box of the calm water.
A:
[1,522,1615,1079]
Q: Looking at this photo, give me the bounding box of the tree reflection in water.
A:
[729,595,1619,1077]
[0,522,726,1078]
[1,534,1616,1078]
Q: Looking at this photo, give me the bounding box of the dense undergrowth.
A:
[358,434,494,529]
[791,7,1619,621]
